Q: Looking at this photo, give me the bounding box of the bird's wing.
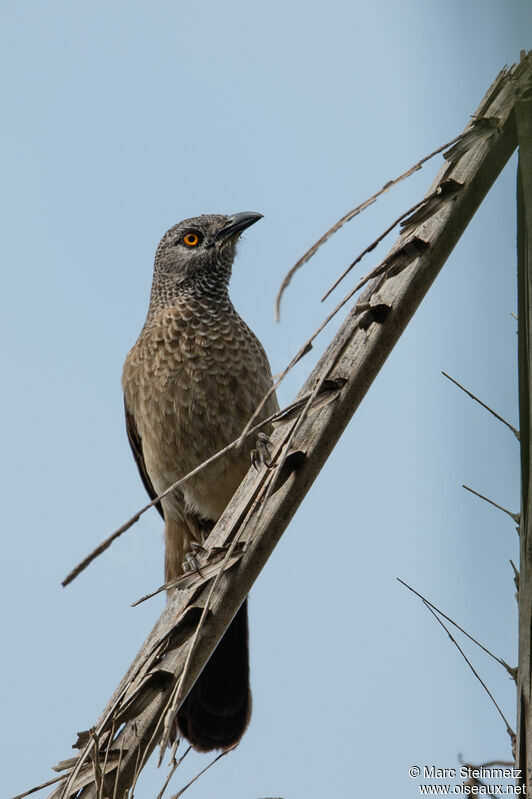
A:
[124,398,164,519]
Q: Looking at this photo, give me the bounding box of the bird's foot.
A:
[251,432,274,470]
[182,541,207,575]
[182,551,205,575]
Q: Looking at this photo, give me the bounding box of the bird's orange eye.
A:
[183,232,200,247]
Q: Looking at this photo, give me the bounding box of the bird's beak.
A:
[214,212,263,243]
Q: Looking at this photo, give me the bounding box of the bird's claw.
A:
[251,432,273,470]
[182,552,203,575]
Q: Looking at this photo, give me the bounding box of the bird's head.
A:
[152,212,263,301]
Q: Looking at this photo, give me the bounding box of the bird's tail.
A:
[177,599,251,752]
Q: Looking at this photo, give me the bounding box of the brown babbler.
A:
[122,212,278,751]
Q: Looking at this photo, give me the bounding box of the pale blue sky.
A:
[2,1,529,797]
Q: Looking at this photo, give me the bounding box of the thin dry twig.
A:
[319,196,428,302]
[442,371,520,440]
[462,484,520,524]
[11,774,67,799]
[155,746,191,799]
[170,746,236,799]
[274,132,464,319]
[111,740,125,799]
[100,720,116,799]
[89,731,103,798]
[422,600,515,740]
[397,578,515,678]
[131,549,244,607]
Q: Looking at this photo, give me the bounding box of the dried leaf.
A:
[115,670,174,724]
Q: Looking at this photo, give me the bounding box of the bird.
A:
[122,212,278,752]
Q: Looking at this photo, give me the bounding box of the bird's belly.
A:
[137,369,258,521]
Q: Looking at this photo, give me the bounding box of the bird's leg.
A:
[251,431,274,470]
